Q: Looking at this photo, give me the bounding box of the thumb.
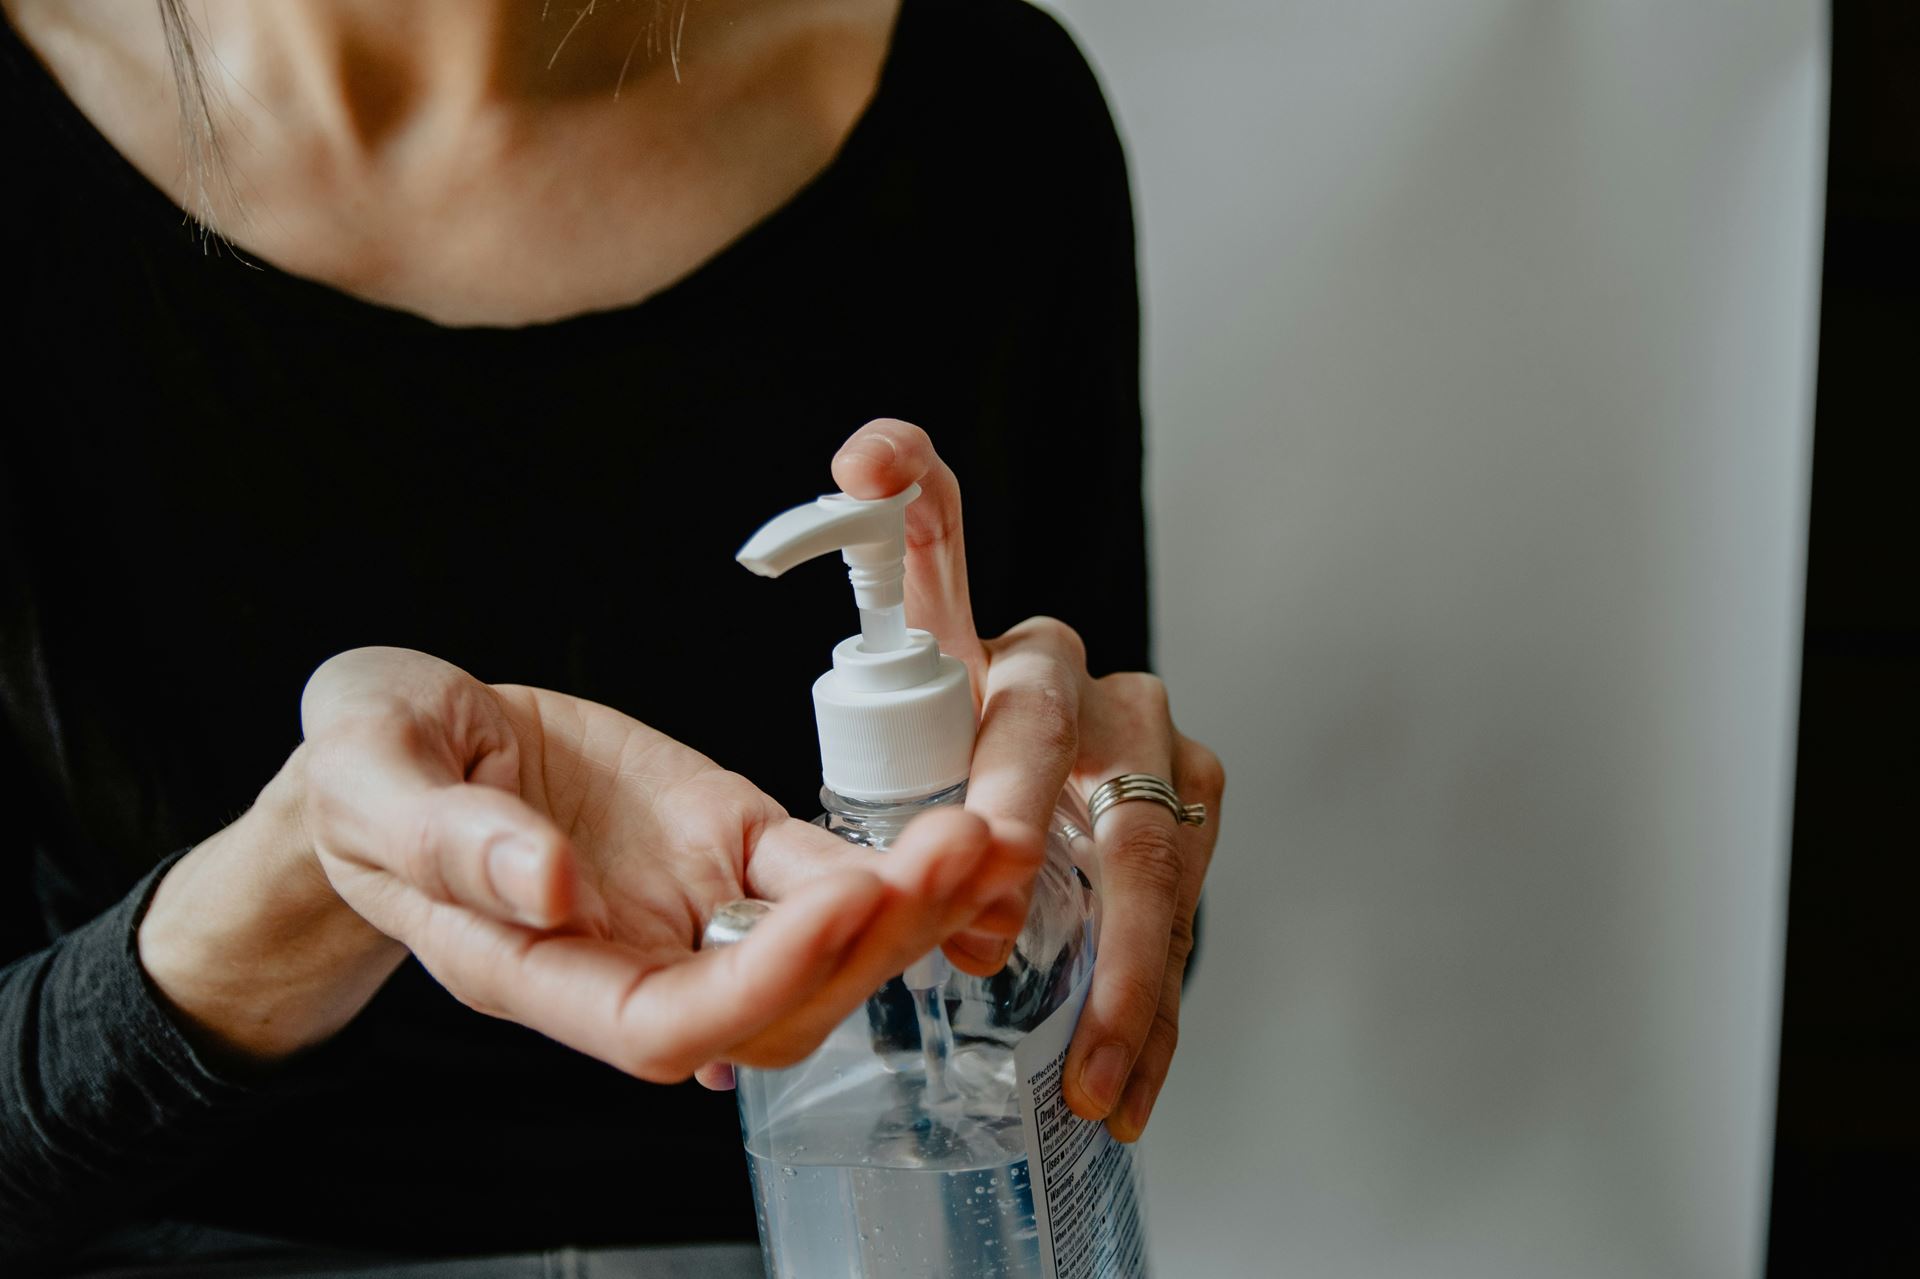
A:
[307,730,578,930]
[301,648,578,929]
[831,419,987,685]
[411,781,578,929]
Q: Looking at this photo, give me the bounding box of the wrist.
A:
[138,747,406,1065]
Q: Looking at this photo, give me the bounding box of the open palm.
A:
[300,648,1038,1082]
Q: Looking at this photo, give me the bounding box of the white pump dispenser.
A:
[723,484,1151,1279]
[737,484,977,804]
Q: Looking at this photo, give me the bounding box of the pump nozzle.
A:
[737,484,921,653]
[736,482,976,804]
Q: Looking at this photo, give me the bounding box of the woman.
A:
[0,0,1222,1271]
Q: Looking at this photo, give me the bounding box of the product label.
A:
[1015,967,1150,1279]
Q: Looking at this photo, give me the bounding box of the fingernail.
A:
[1080,1044,1129,1115]
[488,837,550,924]
[948,932,1012,972]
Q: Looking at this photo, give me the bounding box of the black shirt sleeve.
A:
[1042,46,1151,679]
[0,853,262,1266]
[967,4,1152,675]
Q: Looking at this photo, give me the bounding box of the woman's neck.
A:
[196,0,739,158]
[5,0,898,325]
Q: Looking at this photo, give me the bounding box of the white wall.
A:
[1039,2,1827,1275]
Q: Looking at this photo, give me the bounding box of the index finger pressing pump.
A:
[709,484,1150,1278]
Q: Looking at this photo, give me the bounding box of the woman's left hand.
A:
[832,420,1225,1143]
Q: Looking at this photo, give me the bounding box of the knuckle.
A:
[875,417,932,456]
[1102,671,1169,719]
[1113,969,1165,1032]
[1005,615,1086,666]
[1110,824,1184,893]
[398,799,450,897]
[1181,740,1226,803]
[617,1049,676,1083]
[920,506,963,552]
[304,726,370,780]
[299,649,367,720]
[1029,616,1088,669]
[312,713,403,775]
[904,487,963,553]
[298,737,350,814]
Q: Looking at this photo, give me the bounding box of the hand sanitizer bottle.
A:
[711,486,1149,1278]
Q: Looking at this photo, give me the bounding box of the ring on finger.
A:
[1088,773,1207,831]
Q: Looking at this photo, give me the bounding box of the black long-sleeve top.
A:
[0,0,1149,1270]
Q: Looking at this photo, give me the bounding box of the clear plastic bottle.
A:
[734,781,1147,1278]
[716,487,1150,1277]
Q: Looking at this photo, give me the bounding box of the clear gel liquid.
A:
[746,1049,1042,1279]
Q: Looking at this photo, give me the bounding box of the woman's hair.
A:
[154,0,233,237]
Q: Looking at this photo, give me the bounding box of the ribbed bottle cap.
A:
[812,631,976,801]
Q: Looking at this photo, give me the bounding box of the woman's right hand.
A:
[139,647,1040,1079]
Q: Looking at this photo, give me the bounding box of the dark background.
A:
[1764,1,1919,1273]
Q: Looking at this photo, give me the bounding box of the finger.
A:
[1108,734,1223,1139]
[831,419,986,676]
[695,1061,736,1091]
[300,646,477,739]
[1063,814,1179,1122]
[966,618,1086,842]
[728,808,1038,1054]
[742,800,1042,983]
[737,733,1056,980]
[744,804,1042,928]
[1167,732,1226,858]
[1060,674,1182,1122]
[943,892,1022,975]
[944,618,1089,967]
[1106,954,1185,1143]
[890,812,1046,910]
[942,818,1047,977]
[727,810,1042,1060]
[301,647,578,927]
[305,723,577,929]
[412,866,890,1082]
[614,867,890,1078]
[736,812,885,900]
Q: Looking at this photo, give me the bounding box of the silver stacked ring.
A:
[1088,772,1207,831]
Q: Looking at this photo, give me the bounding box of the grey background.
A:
[1038,2,1828,1275]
